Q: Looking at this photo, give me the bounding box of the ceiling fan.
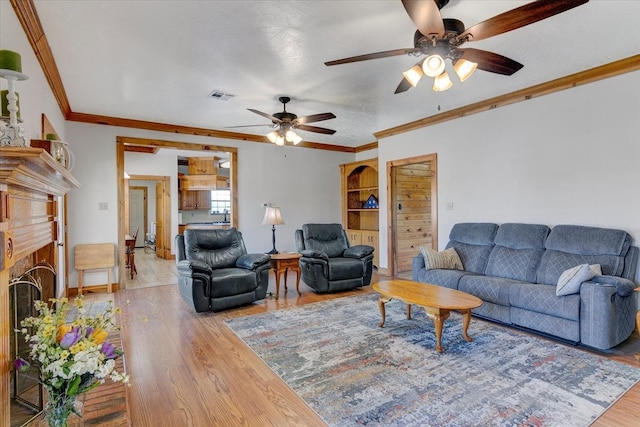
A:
[325,0,589,93]
[228,96,336,145]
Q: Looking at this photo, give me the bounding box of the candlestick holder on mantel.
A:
[0,49,29,147]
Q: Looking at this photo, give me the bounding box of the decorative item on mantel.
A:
[45,133,75,171]
[0,49,29,147]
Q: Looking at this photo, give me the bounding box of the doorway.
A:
[116,137,238,288]
[387,153,438,278]
[129,186,147,248]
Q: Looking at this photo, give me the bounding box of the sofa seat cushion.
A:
[328,257,364,280]
[415,269,476,290]
[509,282,580,321]
[210,268,257,298]
[458,275,526,307]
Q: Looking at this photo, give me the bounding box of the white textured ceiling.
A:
[32,0,640,148]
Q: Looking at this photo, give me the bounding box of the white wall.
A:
[378,70,640,283]
[0,1,66,141]
[65,121,354,287]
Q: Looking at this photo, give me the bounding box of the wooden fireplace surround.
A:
[0,147,79,426]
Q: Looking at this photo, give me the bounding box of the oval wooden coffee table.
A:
[372,280,483,353]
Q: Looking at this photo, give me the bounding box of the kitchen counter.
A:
[178,222,231,234]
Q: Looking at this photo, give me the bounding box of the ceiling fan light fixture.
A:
[288,131,303,145]
[402,64,424,87]
[433,71,453,92]
[454,58,477,82]
[423,54,445,77]
[266,131,279,143]
[275,135,285,146]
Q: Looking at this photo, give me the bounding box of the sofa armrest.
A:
[177,259,212,276]
[237,253,271,270]
[589,275,636,297]
[344,245,374,259]
[300,249,329,261]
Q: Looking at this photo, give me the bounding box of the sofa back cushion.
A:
[184,228,247,269]
[444,223,498,274]
[536,225,632,285]
[301,223,349,258]
[485,223,549,282]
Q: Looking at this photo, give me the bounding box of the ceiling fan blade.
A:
[401,0,445,38]
[295,112,336,124]
[247,108,281,123]
[224,124,274,129]
[395,77,412,94]
[458,48,524,76]
[325,48,420,66]
[295,124,336,135]
[457,0,589,42]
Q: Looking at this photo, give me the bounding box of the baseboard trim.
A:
[68,283,121,297]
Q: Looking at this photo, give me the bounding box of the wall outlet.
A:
[261,202,270,208]
[98,202,108,211]
[446,202,454,211]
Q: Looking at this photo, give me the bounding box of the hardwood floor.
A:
[104,255,640,426]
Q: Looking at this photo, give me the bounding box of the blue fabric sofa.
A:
[412,223,639,350]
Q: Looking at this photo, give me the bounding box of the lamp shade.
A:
[262,206,284,226]
[423,54,445,77]
[433,71,453,91]
[454,58,477,82]
[402,64,424,87]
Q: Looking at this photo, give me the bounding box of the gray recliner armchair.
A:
[175,228,271,313]
[295,223,374,293]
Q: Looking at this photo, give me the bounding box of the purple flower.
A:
[85,326,95,338]
[101,341,118,359]
[59,326,82,349]
[13,357,29,372]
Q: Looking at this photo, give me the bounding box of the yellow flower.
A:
[90,328,108,344]
[43,324,56,338]
[115,307,122,314]
[69,341,86,354]
[43,315,53,324]
[60,350,70,360]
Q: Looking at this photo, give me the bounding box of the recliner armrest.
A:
[300,249,329,261]
[177,259,212,276]
[237,253,271,270]
[344,245,374,259]
[589,275,636,297]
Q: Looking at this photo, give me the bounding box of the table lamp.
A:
[262,206,284,254]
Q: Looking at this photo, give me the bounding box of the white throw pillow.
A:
[420,247,463,271]
[556,264,600,296]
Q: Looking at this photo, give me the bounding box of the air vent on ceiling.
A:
[209,90,234,101]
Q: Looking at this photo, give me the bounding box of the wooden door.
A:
[129,187,147,247]
[155,182,165,259]
[390,155,438,276]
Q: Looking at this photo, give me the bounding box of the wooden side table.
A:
[269,253,302,299]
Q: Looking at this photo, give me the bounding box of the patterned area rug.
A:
[226,294,640,427]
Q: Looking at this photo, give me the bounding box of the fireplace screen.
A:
[9,263,55,426]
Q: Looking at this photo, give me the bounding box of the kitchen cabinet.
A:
[179,190,210,210]
[179,174,228,190]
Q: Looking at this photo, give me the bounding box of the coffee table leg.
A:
[406,304,412,320]
[461,309,473,342]
[425,308,450,353]
[377,296,391,327]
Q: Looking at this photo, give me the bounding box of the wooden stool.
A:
[74,243,115,295]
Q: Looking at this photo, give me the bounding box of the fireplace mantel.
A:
[0,146,79,426]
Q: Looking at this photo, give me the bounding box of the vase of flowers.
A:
[14,296,129,427]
